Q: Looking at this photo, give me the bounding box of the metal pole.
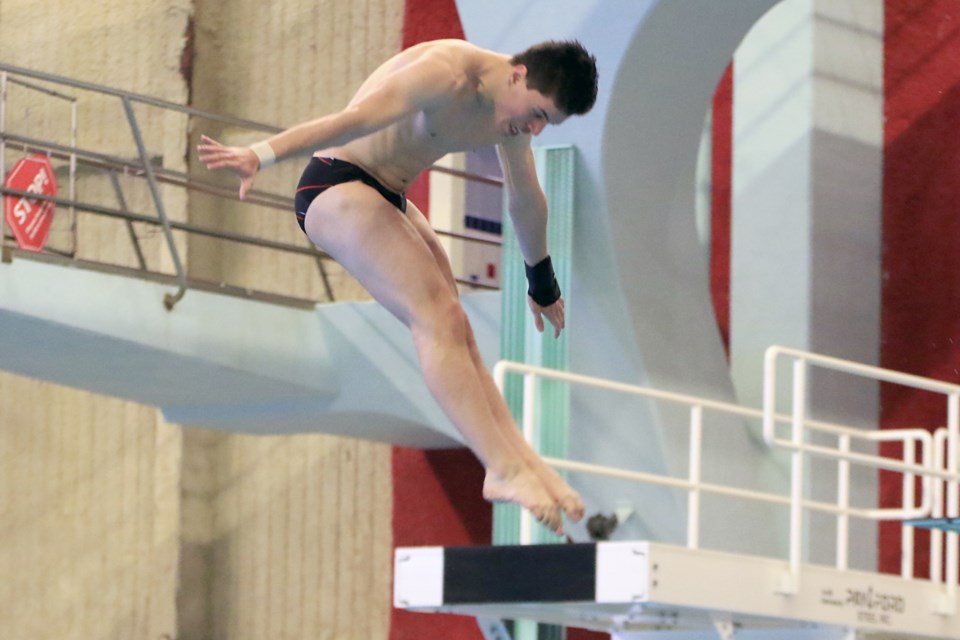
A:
[836,434,850,571]
[520,372,538,545]
[121,96,187,310]
[314,255,335,302]
[784,358,807,595]
[0,61,282,135]
[69,96,77,256]
[687,405,703,550]
[900,438,914,579]
[1,71,8,257]
[931,430,946,585]
[108,171,147,270]
[945,393,959,607]
[762,346,779,446]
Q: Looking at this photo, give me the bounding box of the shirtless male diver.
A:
[197,39,598,534]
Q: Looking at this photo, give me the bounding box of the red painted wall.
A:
[710,63,734,356]
[391,447,491,640]
[880,0,960,577]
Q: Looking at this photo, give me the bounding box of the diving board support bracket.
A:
[475,617,512,640]
[711,614,734,640]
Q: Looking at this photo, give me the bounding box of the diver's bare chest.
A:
[418,103,499,152]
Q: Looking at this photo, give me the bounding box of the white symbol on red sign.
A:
[4,154,58,252]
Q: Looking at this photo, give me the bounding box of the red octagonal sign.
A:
[4,154,58,252]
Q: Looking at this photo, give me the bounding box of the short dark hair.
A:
[511,40,598,116]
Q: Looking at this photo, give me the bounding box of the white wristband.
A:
[250,141,276,169]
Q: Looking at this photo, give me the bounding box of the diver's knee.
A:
[414,294,469,344]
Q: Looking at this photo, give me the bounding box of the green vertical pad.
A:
[493,145,575,640]
[494,145,575,554]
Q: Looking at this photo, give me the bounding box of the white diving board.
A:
[394,541,960,639]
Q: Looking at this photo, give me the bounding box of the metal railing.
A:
[0,62,504,310]
[494,345,958,609]
[0,62,284,309]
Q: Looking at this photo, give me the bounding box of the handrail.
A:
[493,347,954,598]
[762,345,959,600]
[1,130,293,209]
[0,62,283,134]
[0,60,505,190]
[0,186,329,258]
[763,345,960,446]
[1,72,8,249]
[494,360,941,478]
[121,96,187,310]
[0,62,506,307]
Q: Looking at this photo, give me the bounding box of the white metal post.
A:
[836,434,850,571]
[493,362,507,395]
[520,372,538,545]
[945,393,959,609]
[931,429,946,585]
[762,347,779,446]
[901,438,915,579]
[0,71,7,250]
[687,405,703,550]
[784,357,807,594]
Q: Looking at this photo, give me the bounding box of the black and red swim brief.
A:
[294,156,407,232]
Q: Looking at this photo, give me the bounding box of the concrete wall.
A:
[731,0,883,569]
[0,1,402,638]
[0,373,180,639]
[0,2,189,638]
[179,428,391,640]
[187,0,404,302]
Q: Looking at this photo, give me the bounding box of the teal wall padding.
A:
[494,145,576,554]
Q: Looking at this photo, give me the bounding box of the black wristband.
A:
[524,255,562,307]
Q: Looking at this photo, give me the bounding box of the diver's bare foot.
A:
[483,467,563,534]
[510,449,585,524]
[534,462,585,523]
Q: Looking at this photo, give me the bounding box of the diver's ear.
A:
[510,64,528,85]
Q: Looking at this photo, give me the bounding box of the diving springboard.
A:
[394,541,960,639]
